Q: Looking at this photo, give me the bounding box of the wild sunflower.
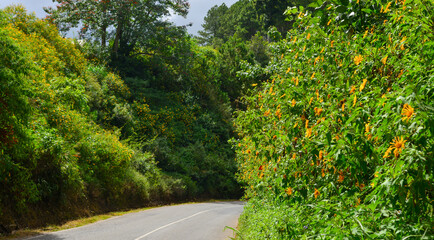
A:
[390,137,407,158]
[305,128,312,138]
[285,187,293,196]
[314,188,320,199]
[359,79,368,92]
[401,103,414,122]
[354,55,363,65]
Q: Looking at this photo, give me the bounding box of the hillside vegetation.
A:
[0,4,240,230]
[233,0,433,238]
[1,0,433,238]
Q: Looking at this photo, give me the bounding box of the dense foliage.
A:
[234,0,433,238]
[0,4,240,231]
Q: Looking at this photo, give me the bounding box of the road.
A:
[24,201,244,240]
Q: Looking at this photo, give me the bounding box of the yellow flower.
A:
[341,102,345,111]
[384,1,392,13]
[286,67,291,74]
[251,83,258,86]
[353,94,357,107]
[286,187,293,196]
[359,79,368,92]
[292,99,296,107]
[390,136,407,158]
[306,128,312,138]
[314,107,323,116]
[275,108,282,119]
[354,55,363,65]
[401,103,414,122]
[365,123,371,133]
[309,97,314,105]
[381,55,388,65]
[383,148,392,158]
[314,188,320,199]
[307,33,311,40]
[318,150,324,160]
[305,120,309,129]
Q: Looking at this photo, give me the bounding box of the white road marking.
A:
[133,209,211,240]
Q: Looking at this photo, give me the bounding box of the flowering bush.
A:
[234,0,433,238]
[0,6,189,228]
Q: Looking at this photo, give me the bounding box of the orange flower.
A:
[384,1,392,13]
[341,102,345,111]
[314,188,320,199]
[286,187,293,196]
[354,55,363,65]
[381,55,388,65]
[292,153,296,160]
[314,107,323,116]
[292,99,296,107]
[401,103,414,122]
[390,136,407,158]
[353,94,357,107]
[307,33,311,40]
[359,79,367,92]
[383,146,393,158]
[275,108,282,119]
[309,97,314,105]
[338,170,345,182]
[306,128,312,138]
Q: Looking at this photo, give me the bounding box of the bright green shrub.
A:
[0,6,189,228]
[235,0,433,238]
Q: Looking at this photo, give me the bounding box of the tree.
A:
[198,0,261,46]
[45,0,189,57]
[253,0,312,33]
[197,3,228,46]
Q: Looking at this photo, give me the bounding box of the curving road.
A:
[24,201,244,240]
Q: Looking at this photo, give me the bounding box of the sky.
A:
[0,0,238,36]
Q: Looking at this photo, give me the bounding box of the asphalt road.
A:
[24,201,244,240]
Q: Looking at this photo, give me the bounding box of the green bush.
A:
[234,0,433,238]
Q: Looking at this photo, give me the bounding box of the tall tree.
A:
[197,3,228,46]
[45,0,189,57]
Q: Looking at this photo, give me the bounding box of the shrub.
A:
[234,0,433,238]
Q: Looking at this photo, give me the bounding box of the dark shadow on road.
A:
[19,233,65,240]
